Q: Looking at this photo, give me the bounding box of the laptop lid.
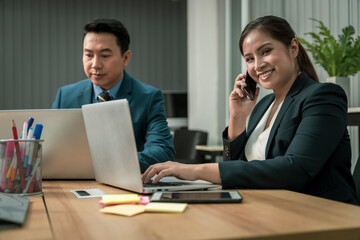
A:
[81,99,219,194]
[0,109,94,179]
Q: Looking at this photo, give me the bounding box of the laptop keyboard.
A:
[143,181,183,187]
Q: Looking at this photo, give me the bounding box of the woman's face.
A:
[242,29,299,92]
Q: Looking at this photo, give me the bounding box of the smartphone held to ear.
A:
[242,72,257,101]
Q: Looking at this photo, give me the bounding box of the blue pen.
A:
[25,124,43,177]
[24,124,43,192]
[27,117,34,133]
[20,117,35,139]
[23,127,34,171]
[32,123,43,140]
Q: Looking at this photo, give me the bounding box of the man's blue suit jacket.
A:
[52,71,175,172]
[219,73,359,205]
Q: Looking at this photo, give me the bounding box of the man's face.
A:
[83,32,131,90]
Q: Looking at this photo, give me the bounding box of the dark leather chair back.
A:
[173,129,208,163]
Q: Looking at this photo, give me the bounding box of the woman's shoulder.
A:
[300,80,348,113]
[290,73,347,104]
[304,80,347,101]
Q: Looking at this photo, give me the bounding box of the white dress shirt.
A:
[245,101,284,161]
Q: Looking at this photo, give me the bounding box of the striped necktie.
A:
[97,91,112,102]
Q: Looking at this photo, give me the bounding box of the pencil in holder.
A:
[0,139,44,195]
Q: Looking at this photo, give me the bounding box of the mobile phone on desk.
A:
[150,191,243,203]
[242,72,257,101]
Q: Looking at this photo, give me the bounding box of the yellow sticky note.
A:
[100,205,146,216]
[102,194,140,205]
[144,202,187,213]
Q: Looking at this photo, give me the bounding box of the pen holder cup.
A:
[0,139,44,195]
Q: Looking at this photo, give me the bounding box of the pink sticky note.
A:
[99,196,150,206]
[139,196,150,205]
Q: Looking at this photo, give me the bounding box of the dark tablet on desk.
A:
[150,191,242,203]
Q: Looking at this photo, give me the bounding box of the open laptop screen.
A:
[0,109,94,179]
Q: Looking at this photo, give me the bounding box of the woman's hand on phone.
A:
[229,73,259,117]
[228,73,259,141]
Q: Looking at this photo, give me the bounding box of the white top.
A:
[245,101,284,161]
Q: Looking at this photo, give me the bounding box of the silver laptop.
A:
[0,109,94,179]
[81,99,220,194]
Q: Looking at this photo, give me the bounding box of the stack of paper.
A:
[100,205,146,216]
[101,194,141,205]
[144,202,188,213]
[99,194,187,217]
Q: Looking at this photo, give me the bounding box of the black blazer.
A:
[219,73,359,205]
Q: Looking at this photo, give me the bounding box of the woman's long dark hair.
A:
[239,15,319,82]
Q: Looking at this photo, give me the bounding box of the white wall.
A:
[187,0,227,145]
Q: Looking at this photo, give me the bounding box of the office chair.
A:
[353,157,360,200]
[173,128,208,164]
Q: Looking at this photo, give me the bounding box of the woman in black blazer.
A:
[143,16,359,205]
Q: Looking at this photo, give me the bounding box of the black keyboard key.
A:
[144,181,183,187]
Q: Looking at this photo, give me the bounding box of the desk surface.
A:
[4,181,360,240]
[348,107,360,113]
[32,181,360,239]
[195,145,223,152]
[1,195,52,239]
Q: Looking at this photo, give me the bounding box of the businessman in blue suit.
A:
[52,19,175,172]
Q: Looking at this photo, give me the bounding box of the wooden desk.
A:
[38,181,360,240]
[0,194,53,240]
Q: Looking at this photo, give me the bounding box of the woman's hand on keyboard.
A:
[142,161,221,184]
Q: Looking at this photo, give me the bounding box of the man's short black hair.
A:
[83,19,130,55]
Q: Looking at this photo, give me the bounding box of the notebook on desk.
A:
[81,99,220,194]
[0,193,29,230]
[0,109,94,179]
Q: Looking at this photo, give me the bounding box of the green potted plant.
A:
[298,18,360,104]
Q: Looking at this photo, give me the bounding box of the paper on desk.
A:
[102,194,140,205]
[144,202,187,213]
[100,201,187,216]
[71,189,106,198]
[100,205,146,216]
[100,196,150,206]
